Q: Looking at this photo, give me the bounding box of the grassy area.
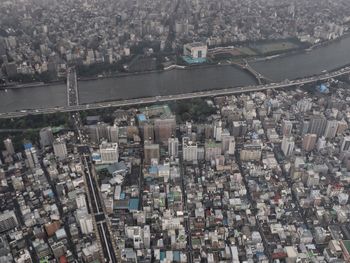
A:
[237,47,257,56]
[251,40,300,55]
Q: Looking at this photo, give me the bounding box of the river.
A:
[1,35,350,113]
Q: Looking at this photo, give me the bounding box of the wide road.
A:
[73,113,118,263]
[1,66,349,119]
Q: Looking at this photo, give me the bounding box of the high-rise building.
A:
[141,123,154,142]
[341,136,350,152]
[76,209,94,235]
[53,139,67,160]
[317,137,327,150]
[3,138,14,155]
[282,120,293,136]
[108,125,119,142]
[281,136,295,157]
[168,137,179,158]
[205,141,222,161]
[24,143,39,169]
[214,120,223,141]
[0,210,18,233]
[154,117,176,144]
[182,137,198,162]
[96,122,109,141]
[231,121,247,137]
[144,142,160,164]
[40,127,54,147]
[301,120,310,136]
[76,194,87,211]
[324,120,339,138]
[297,98,312,112]
[308,116,327,137]
[222,136,236,155]
[302,134,317,152]
[99,141,119,164]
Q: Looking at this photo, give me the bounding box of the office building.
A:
[182,137,198,162]
[281,136,295,157]
[99,141,119,164]
[168,137,179,158]
[144,142,160,164]
[40,127,54,147]
[53,139,67,160]
[3,138,14,155]
[302,134,317,152]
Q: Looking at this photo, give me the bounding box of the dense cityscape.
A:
[0,77,350,262]
[1,0,350,262]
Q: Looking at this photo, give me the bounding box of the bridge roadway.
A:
[1,66,350,119]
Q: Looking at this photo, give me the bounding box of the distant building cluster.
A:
[0,0,350,79]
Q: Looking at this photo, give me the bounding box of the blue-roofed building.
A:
[23,143,33,150]
[316,83,329,93]
[149,166,158,174]
[160,251,166,261]
[128,198,139,211]
[173,251,181,262]
[137,114,147,123]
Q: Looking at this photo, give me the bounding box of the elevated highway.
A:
[1,66,350,119]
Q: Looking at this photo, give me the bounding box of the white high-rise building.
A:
[168,137,179,158]
[281,136,295,157]
[214,120,222,141]
[317,137,327,150]
[3,138,14,155]
[24,144,39,169]
[99,141,119,164]
[324,120,339,138]
[53,139,67,159]
[182,137,198,162]
[222,135,235,155]
[76,209,93,235]
[76,194,87,211]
